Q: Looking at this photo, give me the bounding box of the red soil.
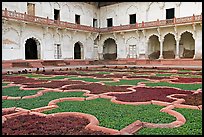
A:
[126,75,171,80]
[170,77,202,83]
[174,93,202,106]
[24,80,86,89]
[61,83,131,94]
[2,114,109,135]
[107,87,193,103]
[2,110,17,116]
[2,76,48,84]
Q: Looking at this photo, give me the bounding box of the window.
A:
[107,18,113,27]
[93,18,97,27]
[75,14,80,24]
[129,45,137,58]
[129,14,136,24]
[27,3,35,16]
[54,9,60,20]
[166,8,175,19]
[54,44,62,59]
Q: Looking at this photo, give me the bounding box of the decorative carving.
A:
[70,30,77,40]
[158,2,165,9]
[142,29,146,37]
[42,26,49,37]
[157,27,161,35]
[3,39,18,45]
[175,2,181,7]
[2,27,9,34]
[86,32,92,40]
[120,32,125,39]
[159,35,164,42]
[135,30,140,38]
[20,22,26,35]
[113,32,117,40]
[93,32,99,41]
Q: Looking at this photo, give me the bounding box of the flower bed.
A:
[2,76,48,84]
[2,114,109,135]
[170,77,202,83]
[61,83,132,94]
[24,80,86,89]
[173,93,202,106]
[107,87,193,103]
[2,110,17,116]
[126,75,171,80]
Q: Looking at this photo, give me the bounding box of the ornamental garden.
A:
[2,66,202,135]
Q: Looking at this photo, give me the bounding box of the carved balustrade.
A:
[2,9,202,33]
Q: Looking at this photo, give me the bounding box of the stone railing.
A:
[2,8,99,32]
[2,8,202,33]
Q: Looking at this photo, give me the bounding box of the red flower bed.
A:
[41,71,78,75]
[2,76,48,84]
[94,74,128,78]
[170,77,202,83]
[134,71,173,74]
[2,114,109,135]
[25,80,86,89]
[177,72,202,75]
[61,83,131,94]
[174,93,202,106]
[126,75,171,80]
[107,87,192,103]
[2,110,17,116]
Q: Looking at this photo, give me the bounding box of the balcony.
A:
[2,8,202,34]
[2,8,99,33]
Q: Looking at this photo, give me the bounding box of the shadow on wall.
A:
[182,48,194,58]
[103,53,117,60]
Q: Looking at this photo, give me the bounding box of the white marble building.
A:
[2,2,202,61]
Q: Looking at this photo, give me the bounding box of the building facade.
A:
[2,2,202,61]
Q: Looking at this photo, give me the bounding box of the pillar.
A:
[159,37,163,59]
[175,38,180,59]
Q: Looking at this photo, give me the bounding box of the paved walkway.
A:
[2,64,202,74]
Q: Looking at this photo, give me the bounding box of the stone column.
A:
[175,38,180,59]
[159,37,163,59]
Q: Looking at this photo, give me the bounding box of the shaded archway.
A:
[103,38,117,60]
[25,38,40,59]
[163,33,176,59]
[148,35,160,59]
[179,31,195,58]
[74,42,83,59]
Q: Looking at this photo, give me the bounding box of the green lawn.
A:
[20,74,52,78]
[39,75,76,80]
[69,77,113,82]
[2,83,9,86]
[145,82,202,90]
[2,91,85,110]
[44,98,176,130]
[136,108,202,135]
[2,86,42,97]
[104,79,149,86]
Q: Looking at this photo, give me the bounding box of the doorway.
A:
[74,42,83,59]
[25,38,39,59]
